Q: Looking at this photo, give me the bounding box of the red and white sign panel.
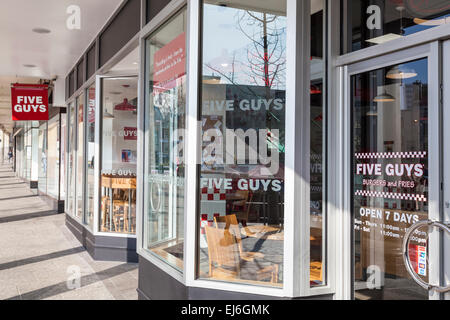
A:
[123,127,137,141]
[11,84,49,121]
[88,87,96,123]
[153,32,186,93]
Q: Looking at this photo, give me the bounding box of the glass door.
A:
[348,45,442,300]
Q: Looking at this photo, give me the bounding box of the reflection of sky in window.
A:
[401,59,427,85]
[203,4,287,90]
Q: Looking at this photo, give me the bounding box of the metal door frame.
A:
[344,42,442,300]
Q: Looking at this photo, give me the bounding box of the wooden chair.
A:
[310,261,323,283]
[231,191,253,226]
[123,190,136,233]
[213,214,263,261]
[205,226,278,283]
[112,199,128,232]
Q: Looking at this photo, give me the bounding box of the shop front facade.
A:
[61,0,450,300]
[13,105,66,212]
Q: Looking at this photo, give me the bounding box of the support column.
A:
[0,129,4,165]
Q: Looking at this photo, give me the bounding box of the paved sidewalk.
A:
[0,163,138,300]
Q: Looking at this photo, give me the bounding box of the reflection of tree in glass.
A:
[204,9,286,94]
[237,11,286,92]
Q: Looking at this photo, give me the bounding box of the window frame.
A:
[345,42,442,300]
[93,74,139,238]
[137,0,188,285]
[137,0,334,298]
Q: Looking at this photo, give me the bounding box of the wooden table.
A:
[240,224,323,283]
[241,225,284,241]
[240,225,323,243]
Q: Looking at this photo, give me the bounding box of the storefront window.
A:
[85,85,96,228]
[310,0,326,287]
[67,103,76,215]
[47,116,60,199]
[100,77,138,234]
[352,58,429,299]
[38,122,48,195]
[198,0,286,287]
[15,132,23,178]
[343,0,450,53]
[60,114,67,201]
[76,94,85,219]
[144,8,186,271]
[25,128,32,180]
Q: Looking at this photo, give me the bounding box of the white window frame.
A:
[92,73,139,239]
[136,0,188,284]
[135,0,337,299]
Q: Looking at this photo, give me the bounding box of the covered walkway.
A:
[0,164,138,300]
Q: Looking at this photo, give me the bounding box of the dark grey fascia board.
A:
[97,33,140,75]
[66,31,140,104]
[336,23,450,67]
[63,0,129,81]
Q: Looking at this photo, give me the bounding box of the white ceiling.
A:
[0,0,123,134]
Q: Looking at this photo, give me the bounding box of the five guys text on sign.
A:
[11,84,49,121]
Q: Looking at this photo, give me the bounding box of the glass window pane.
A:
[100,77,138,234]
[38,122,48,195]
[85,85,96,228]
[144,8,187,271]
[60,115,67,200]
[343,0,450,53]
[352,58,429,299]
[76,93,85,219]
[47,116,60,199]
[198,0,286,287]
[310,0,326,287]
[68,103,76,215]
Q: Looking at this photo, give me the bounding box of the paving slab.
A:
[0,164,138,300]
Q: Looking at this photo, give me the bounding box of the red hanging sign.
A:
[11,84,49,121]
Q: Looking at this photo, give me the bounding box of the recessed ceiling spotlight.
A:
[32,28,51,34]
[132,62,138,65]
[23,64,37,68]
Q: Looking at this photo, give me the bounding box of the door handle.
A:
[402,220,450,293]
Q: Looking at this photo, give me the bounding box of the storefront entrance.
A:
[348,42,449,300]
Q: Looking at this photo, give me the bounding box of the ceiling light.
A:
[23,64,37,68]
[386,65,417,79]
[32,28,51,34]
[109,91,122,95]
[374,91,395,103]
